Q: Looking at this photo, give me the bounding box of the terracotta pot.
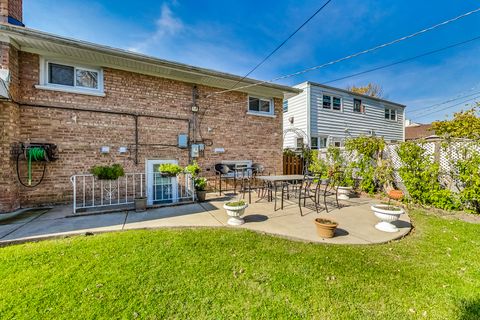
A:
[314,218,338,238]
[196,190,206,202]
[388,189,404,200]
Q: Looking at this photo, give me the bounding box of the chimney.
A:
[0,0,24,27]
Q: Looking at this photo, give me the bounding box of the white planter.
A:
[337,186,353,200]
[371,204,405,233]
[223,203,248,226]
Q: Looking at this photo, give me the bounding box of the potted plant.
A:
[90,163,125,180]
[332,168,354,200]
[371,204,405,232]
[388,189,404,201]
[158,163,183,177]
[314,218,338,238]
[134,196,147,212]
[194,177,207,202]
[223,200,248,226]
[185,161,200,177]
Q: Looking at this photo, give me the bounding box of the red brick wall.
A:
[0,0,22,23]
[1,51,283,210]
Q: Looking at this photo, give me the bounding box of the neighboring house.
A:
[283,82,406,149]
[405,121,436,140]
[0,0,300,213]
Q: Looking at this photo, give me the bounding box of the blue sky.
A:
[24,0,480,123]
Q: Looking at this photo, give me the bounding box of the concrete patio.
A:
[0,194,412,245]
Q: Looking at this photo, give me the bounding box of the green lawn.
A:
[0,210,479,319]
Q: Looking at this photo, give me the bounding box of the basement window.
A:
[37,58,104,96]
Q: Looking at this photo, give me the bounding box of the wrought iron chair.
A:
[297,174,321,216]
[322,171,341,213]
[214,163,236,195]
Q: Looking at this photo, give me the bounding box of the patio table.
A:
[256,175,305,210]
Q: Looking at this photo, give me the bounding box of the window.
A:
[353,98,364,113]
[319,137,328,149]
[296,138,304,149]
[38,58,104,96]
[283,100,288,112]
[385,108,397,121]
[322,94,342,110]
[249,96,273,115]
[311,137,318,149]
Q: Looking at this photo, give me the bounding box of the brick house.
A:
[0,0,300,213]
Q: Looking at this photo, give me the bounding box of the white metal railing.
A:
[70,173,145,214]
[150,172,195,204]
[70,172,195,213]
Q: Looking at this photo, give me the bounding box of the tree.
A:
[346,83,384,98]
[432,105,480,140]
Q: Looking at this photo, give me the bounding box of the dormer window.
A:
[37,58,104,96]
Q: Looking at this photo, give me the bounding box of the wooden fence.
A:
[283,154,304,175]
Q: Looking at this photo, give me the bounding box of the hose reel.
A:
[16,143,58,187]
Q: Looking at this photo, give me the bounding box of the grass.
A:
[0,210,479,319]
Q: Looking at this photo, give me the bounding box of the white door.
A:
[146,159,178,206]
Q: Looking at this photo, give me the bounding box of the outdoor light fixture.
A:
[118,146,127,154]
[100,146,110,154]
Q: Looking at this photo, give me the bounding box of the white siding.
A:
[309,83,405,144]
[283,83,308,149]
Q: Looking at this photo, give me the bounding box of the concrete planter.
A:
[134,197,147,212]
[314,218,338,238]
[371,204,405,232]
[337,186,353,200]
[223,203,248,226]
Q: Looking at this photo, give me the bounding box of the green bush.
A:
[397,141,459,210]
[345,136,385,194]
[455,146,480,213]
[185,161,201,177]
[158,163,183,176]
[90,164,125,180]
[194,177,207,191]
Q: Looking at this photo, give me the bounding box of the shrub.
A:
[158,163,183,176]
[455,146,480,213]
[185,161,201,178]
[194,177,207,191]
[396,141,459,210]
[90,164,125,180]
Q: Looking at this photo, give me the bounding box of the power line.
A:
[409,87,480,115]
[321,35,480,85]
[228,0,333,91]
[415,96,480,119]
[208,7,480,97]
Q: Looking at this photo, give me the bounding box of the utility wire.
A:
[415,96,480,119]
[321,35,480,85]
[208,7,480,97]
[409,89,480,116]
[228,0,333,91]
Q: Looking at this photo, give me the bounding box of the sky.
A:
[24,0,480,123]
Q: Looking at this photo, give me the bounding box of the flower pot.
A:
[388,189,404,201]
[314,218,338,238]
[134,197,147,212]
[196,190,206,202]
[223,203,248,226]
[337,186,353,200]
[371,204,405,233]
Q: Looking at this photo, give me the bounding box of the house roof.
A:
[302,81,407,108]
[405,124,435,140]
[0,24,301,99]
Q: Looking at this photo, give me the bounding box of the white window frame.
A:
[247,96,274,116]
[310,136,319,150]
[322,94,343,111]
[385,108,397,121]
[353,98,365,113]
[36,57,105,96]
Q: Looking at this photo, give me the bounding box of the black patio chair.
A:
[322,171,341,213]
[297,174,321,216]
[214,163,236,195]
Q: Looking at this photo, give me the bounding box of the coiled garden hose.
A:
[16,147,47,188]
